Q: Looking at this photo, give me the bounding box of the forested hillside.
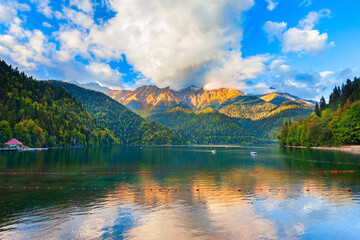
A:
[50,81,185,145]
[238,102,314,140]
[150,98,313,143]
[149,107,266,144]
[277,78,360,147]
[0,60,119,147]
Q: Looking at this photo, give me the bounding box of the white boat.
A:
[212,150,216,154]
[250,152,257,155]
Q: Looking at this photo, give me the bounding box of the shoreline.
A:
[286,145,360,154]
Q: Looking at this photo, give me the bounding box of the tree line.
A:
[277,77,360,147]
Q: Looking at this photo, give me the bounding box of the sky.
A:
[0,0,359,100]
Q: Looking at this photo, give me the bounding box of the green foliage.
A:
[149,107,266,144]
[0,120,12,145]
[0,60,119,147]
[14,119,46,147]
[277,77,360,147]
[50,81,185,145]
[331,101,360,145]
[136,121,185,144]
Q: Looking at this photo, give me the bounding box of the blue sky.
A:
[0,0,359,100]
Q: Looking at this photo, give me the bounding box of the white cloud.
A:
[0,1,30,24]
[62,8,94,29]
[54,11,63,19]
[69,0,93,13]
[8,17,30,38]
[0,32,52,69]
[86,62,123,88]
[282,28,328,53]
[298,9,331,30]
[56,29,89,59]
[300,0,312,7]
[0,4,17,24]
[30,0,53,18]
[1,0,287,91]
[264,60,359,100]
[0,14,53,69]
[54,50,72,62]
[319,71,334,78]
[42,22,52,28]
[270,59,285,70]
[11,2,31,12]
[204,51,270,90]
[52,0,255,89]
[265,0,278,11]
[1,0,272,90]
[263,21,287,42]
[264,9,333,54]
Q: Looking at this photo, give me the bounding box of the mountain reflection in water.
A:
[0,145,360,239]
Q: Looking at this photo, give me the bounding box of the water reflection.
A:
[1,145,360,239]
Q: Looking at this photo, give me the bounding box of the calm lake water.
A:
[1,145,360,239]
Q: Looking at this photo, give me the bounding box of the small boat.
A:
[250,152,257,155]
[212,150,216,154]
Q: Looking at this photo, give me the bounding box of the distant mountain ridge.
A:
[71,81,111,93]
[106,85,314,118]
[106,85,245,116]
[55,80,112,93]
[258,92,316,106]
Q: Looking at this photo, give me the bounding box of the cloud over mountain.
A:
[0,0,358,100]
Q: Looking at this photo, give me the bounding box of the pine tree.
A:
[314,103,321,117]
[340,79,353,105]
[329,86,341,105]
[320,96,327,111]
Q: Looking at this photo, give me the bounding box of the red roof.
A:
[4,138,22,146]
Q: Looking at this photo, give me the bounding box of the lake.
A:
[0,145,360,239]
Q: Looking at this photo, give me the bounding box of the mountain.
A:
[106,85,313,119]
[258,92,315,107]
[236,101,314,140]
[149,101,313,144]
[218,95,278,120]
[106,85,244,116]
[66,81,111,93]
[149,107,262,144]
[0,60,119,147]
[277,77,360,147]
[107,85,313,142]
[50,81,185,145]
[78,82,111,93]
